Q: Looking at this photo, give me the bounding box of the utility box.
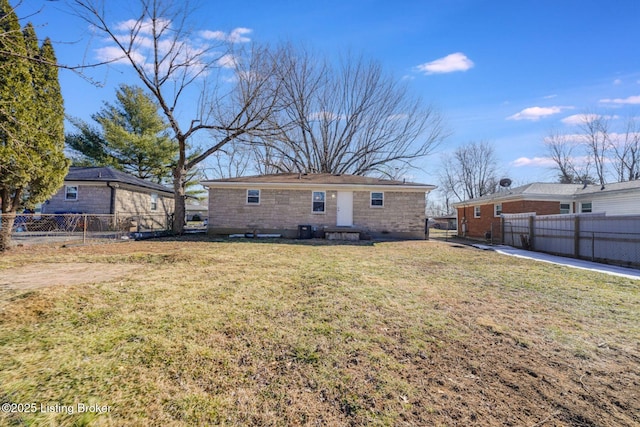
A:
[298,225,313,239]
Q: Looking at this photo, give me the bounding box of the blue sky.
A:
[21,0,640,186]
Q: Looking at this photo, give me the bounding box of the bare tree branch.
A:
[248,46,447,176]
[70,0,286,233]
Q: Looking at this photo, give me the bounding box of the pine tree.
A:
[67,84,178,184]
[0,4,68,251]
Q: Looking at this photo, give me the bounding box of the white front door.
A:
[336,191,353,226]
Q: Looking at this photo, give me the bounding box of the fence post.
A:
[83,214,87,244]
[501,217,505,245]
[528,215,535,250]
[574,215,580,259]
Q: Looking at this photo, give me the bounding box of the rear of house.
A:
[202,173,435,239]
[43,167,174,230]
[453,181,640,240]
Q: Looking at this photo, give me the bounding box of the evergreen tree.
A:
[66,84,178,184]
[0,4,68,251]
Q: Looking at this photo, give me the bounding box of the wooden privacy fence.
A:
[502,212,640,268]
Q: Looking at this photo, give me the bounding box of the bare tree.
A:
[248,46,447,175]
[611,116,640,181]
[205,140,254,179]
[544,129,593,184]
[439,141,499,201]
[70,0,286,233]
[579,113,611,188]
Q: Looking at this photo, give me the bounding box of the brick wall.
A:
[457,200,561,239]
[43,184,111,214]
[352,191,425,237]
[208,188,426,239]
[115,186,174,217]
[43,183,174,220]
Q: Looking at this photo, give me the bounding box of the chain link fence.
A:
[2,213,173,247]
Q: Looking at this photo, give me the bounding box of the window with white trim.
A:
[560,202,571,214]
[474,206,481,218]
[312,191,325,213]
[580,202,592,213]
[494,203,502,217]
[370,192,384,207]
[247,189,260,204]
[150,193,158,210]
[65,185,78,201]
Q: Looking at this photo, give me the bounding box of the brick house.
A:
[452,181,640,239]
[201,173,435,239]
[43,167,174,229]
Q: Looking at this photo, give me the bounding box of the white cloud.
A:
[543,94,557,99]
[613,78,622,85]
[201,27,252,43]
[507,106,572,121]
[94,17,247,79]
[308,111,342,121]
[599,95,640,105]
[416,52,474,74]
[511,157,556,167]
[216,53,238,68]
[95,46,145,64]
[115,18,172,35]
[561,113,619,125]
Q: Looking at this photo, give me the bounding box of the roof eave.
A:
[201,180,435,192]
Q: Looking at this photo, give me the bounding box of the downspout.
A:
[107,182,119,227]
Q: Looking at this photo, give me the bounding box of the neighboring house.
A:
[452,181,640,239]
[43,167,174,229]
[186,198,208,222]
[430,215,457,230]
[201,173,436,239]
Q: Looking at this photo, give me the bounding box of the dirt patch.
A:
[0,263,139,289]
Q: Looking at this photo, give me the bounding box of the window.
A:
[371,192,384,207]
[247,189,260,204]
[580,202,592,213]
[494,203,502,217]
[312,191,325,213]
[474,206,481,218]
[150,193,158,211]
[65,185,78,201]
[560,202,571,214]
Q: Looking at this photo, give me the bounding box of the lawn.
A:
[0,237,638,426]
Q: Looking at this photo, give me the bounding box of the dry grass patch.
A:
[0,238,638,426]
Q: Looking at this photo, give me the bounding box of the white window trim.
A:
[560,202,572,214]
[494,203,502,217]
[370,191,384,208]
[312,191,326,214]
[474,206,481,218]
[246,189,261,205]
[65,185,78,201]
[580,201,593,213]
[150,193,158,211]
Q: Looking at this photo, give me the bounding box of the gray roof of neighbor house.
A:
[452,180,640,207]
[202,173,435,190]
[65,167,174,194]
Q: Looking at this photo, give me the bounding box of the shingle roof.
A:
[452,180,640,206]
[202,173,434,188]
[65,167,174,194]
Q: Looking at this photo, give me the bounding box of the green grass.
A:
[0,238,638,426]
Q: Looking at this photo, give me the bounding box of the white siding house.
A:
[575,180,640,215]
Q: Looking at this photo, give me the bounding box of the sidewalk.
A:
[471,243,640,280]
